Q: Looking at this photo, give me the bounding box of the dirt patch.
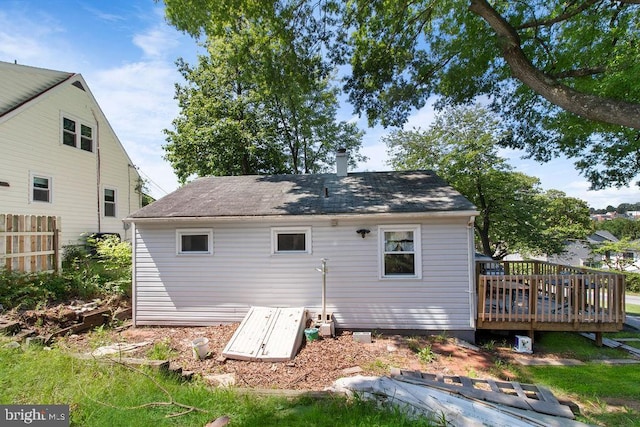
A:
[58,324,499,390]
[9,296,130,337]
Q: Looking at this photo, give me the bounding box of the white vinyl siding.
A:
[0,78,142,245]
[133,216,474,332]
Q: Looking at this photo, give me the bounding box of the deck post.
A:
[595,332,603,347]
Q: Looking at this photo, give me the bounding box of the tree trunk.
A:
[469,0,640,130]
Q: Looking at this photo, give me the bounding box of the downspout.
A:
[91,109,101,232]
[131,222,137,327]
[126,164,132,241]
[468,216,477,330]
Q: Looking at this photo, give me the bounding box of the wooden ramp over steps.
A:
[390,368,575,419]
[222,307,306,362]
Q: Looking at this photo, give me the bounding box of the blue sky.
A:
[1,0,638,208]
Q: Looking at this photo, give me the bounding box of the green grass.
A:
[515,332,640,426]
[521,364,640,426]
[524,363,640,398]
[626,303,640,316]
[534,332,630,360]
[0,340,434,426]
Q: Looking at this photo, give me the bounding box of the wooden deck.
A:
[476,261,626,333]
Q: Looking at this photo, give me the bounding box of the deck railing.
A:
[476,261,625,332]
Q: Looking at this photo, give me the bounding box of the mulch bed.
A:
[60,324,499,390]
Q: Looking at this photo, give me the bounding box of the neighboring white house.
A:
[126,161,479,340]
[0,61,142,246]
[505,230,640,272]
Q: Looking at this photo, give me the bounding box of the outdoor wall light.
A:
[356,228,371,238]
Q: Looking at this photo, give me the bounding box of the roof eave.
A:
[124,210,479,224]
[0,72,76,122]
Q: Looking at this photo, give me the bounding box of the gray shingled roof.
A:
[0,61,74,117]
[129,171,476,219]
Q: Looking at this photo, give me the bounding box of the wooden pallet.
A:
[580,332,640,358]
[390,368,575,419]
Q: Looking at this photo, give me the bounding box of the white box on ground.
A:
[353,332,372,344]
[318,322,335,337]
[514,335,533,354]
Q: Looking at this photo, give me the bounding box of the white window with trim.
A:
[176,229,213,255]
[379,225,421,278]
[271,227,312,254]
[30,173,52,203]
[62,115,94,152]
[104,188,117,217]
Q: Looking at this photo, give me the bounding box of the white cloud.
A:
[353,102,440,172]
[133,26,181,59]
[0,9,71,68]
[82,5,126,23]
[562,180,640,208]
[403,101,437,130]
[357,142,389,171]
[83,13,203,199]
[86,60,188,199]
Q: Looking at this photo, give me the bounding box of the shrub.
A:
[417,345,437,363]
[93,235,132,296]
[0,269,51,310]
[94,235,131,274]
[0,268,102,310]
[61,244,89,270]
[624,271,640,293]
[0,235,132,310]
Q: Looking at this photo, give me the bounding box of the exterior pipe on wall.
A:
[316,258,328,323]
[91,108,101,233]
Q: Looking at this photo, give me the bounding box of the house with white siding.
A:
[0,61,142,245]
[505,230,640,272]
[126,154,479,340]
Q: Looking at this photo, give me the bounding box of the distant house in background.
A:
[591,210,640,222]
[126,163,479,340]
[551,230,619,268]
[0,61,142,246]
[505,230,640,272]
[625,211,640,220]
[590,211,619,222]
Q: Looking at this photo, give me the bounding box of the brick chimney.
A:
[336,148,348,177]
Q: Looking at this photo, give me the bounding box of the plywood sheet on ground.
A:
[222,306,306,362]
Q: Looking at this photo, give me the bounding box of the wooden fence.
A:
[0,214,61,273]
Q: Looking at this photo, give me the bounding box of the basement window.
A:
[379,225,422,279]
[176,229,213,255]
[272,227,312,254]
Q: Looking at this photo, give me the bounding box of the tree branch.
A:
[469,0,640,130]
[549,66,607,79]
[79,358,209,419]
[516,0,600,29]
